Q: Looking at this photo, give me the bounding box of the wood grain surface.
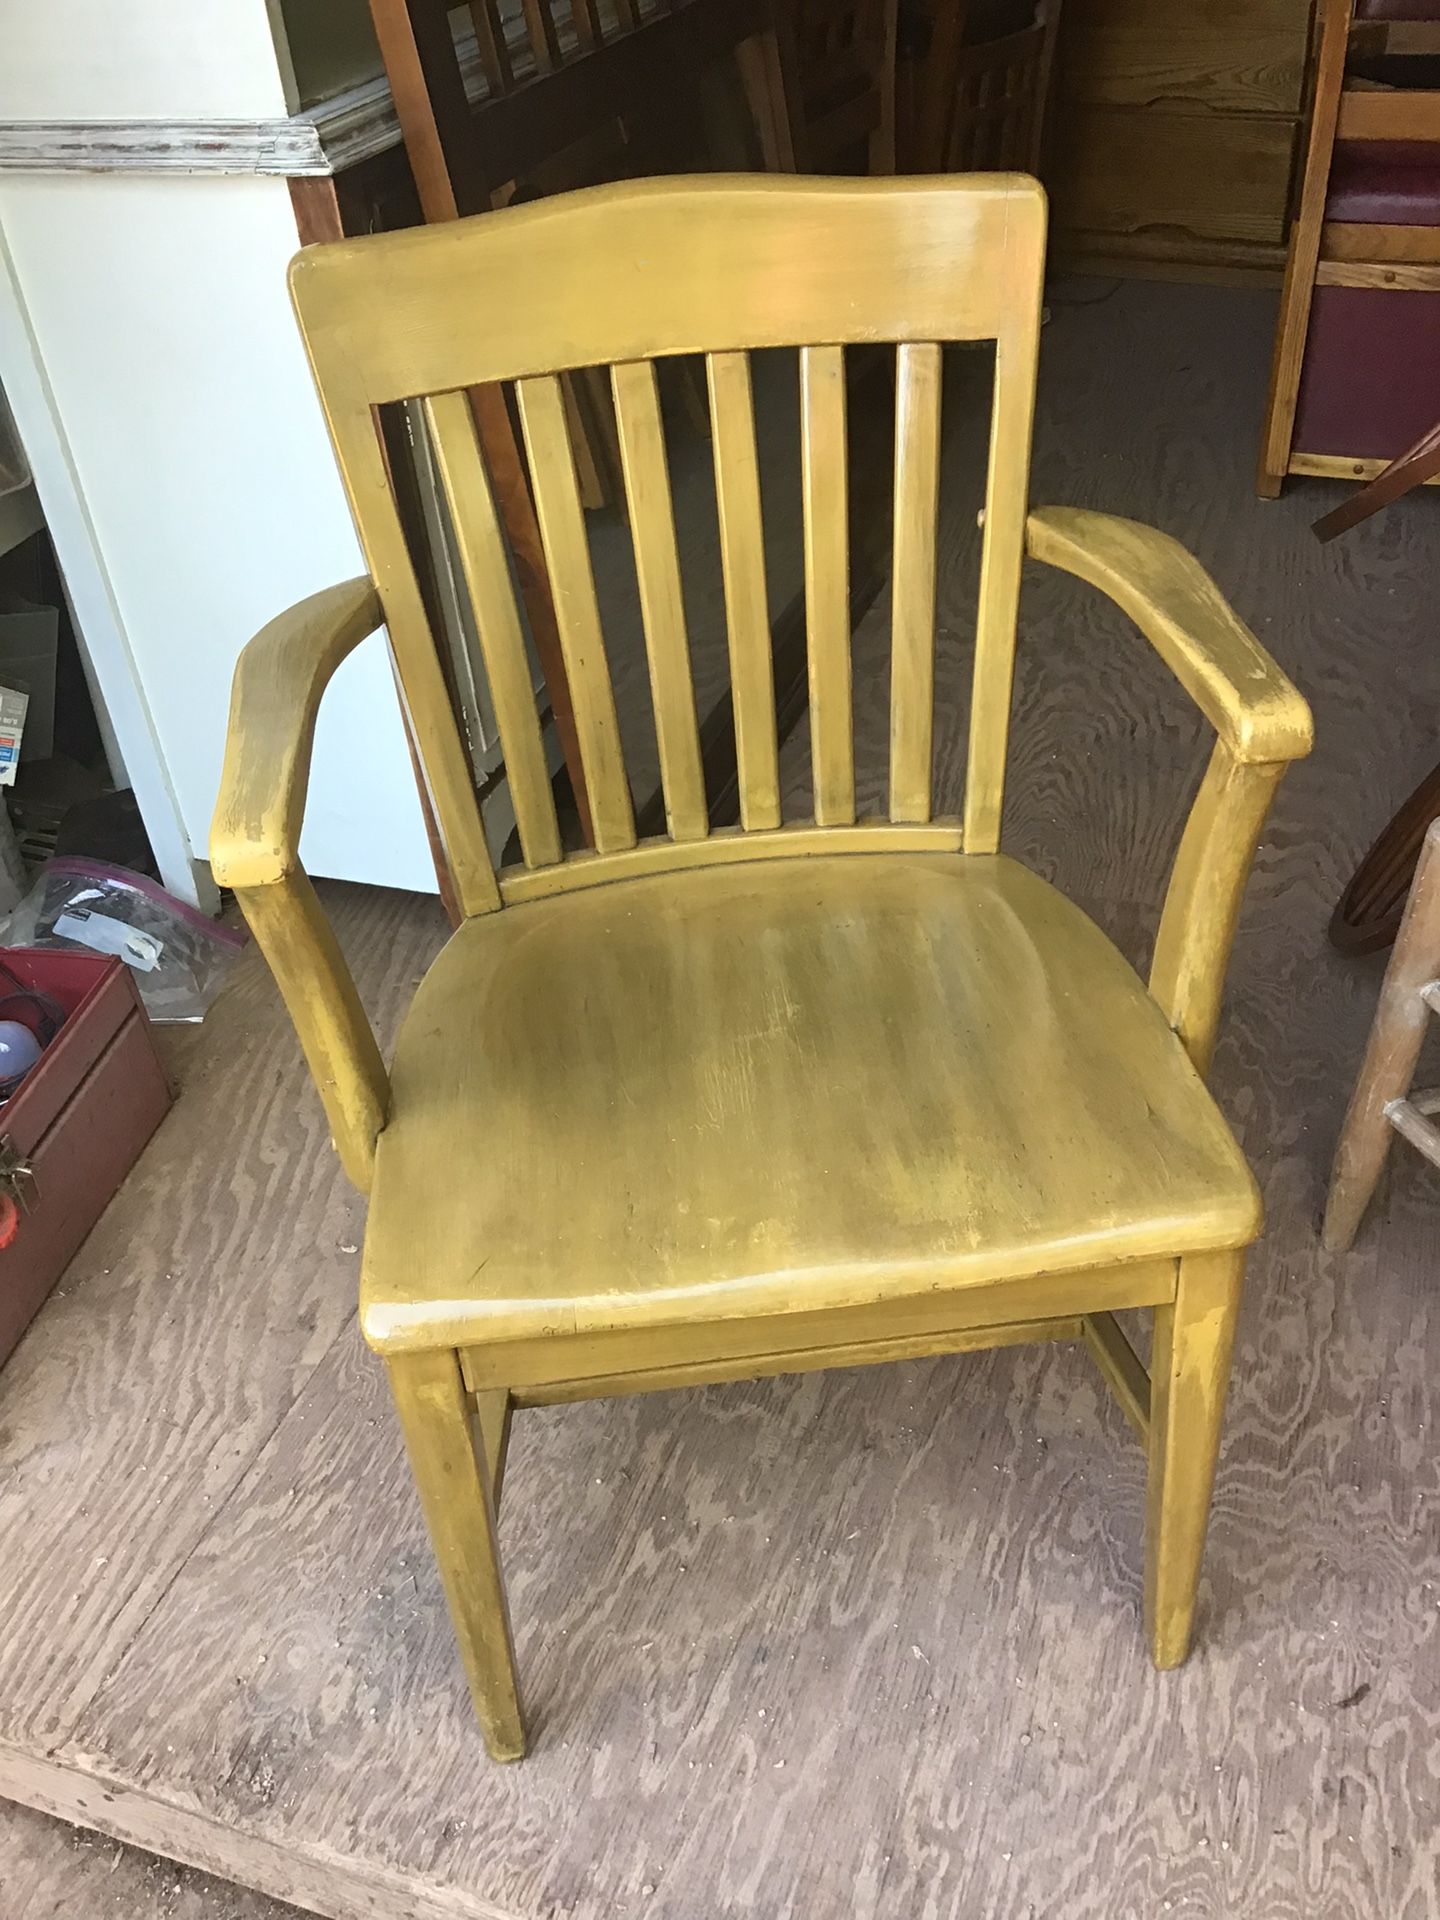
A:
[1,1799,300,1920]
[5,279,1440,1920]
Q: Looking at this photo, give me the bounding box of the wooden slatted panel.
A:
[799,344,854,826]
[889,342,942,823]
[519,0,560,69]
[610,360,708,841]
[423,390,563,869]
[325,406,500,913]
[467,1,514,90]
[706,351,781,832]
[964,290,1045,852]
[515,374,637,853]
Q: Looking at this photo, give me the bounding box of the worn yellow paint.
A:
[423,391,562,869]
[889,341,943,823]
[361,853,1259,1352]
[513,1316,1087,1405]
[213,175,1313,1756]
[1026,507,1314,765]
[287,174,1049,402]
[515,373,636,855]
[460,1260,1176,1396]
[1082,1309,1153,1442]
[708,349,781,831]
[800,343,855,825]
[386,1350,524,1759]
[610,359,708,842]
[1146,1248,1246,1668]
[211,578,384,893]
[1026,508,1311,1073]
[210,581,391,1191]
[963,188,1047,852]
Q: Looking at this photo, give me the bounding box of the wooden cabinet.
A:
[1052,0,1317,278]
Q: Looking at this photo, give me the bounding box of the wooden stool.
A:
[1325,815,1440,1248]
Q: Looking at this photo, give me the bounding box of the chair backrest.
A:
[792,0,898,170]
[289,174,1047,918]
[943,1,1060,175]
[370,0,789,216]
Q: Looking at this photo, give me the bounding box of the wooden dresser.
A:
[1051,0,1318,280]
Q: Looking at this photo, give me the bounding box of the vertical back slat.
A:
[610,360,708,841]
[964,280,1045,852]
[570,0,602,48]
[468,0,514,91]
[799,344,854,826]
[889,341,942,823]
[423,390,563,869]
[328,405,501,913]
[706,351,781,832]
[520,0,560,70]
[515,373,637,854]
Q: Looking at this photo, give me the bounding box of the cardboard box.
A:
[0,948,172,1368]
[0,684,27,786]
[0,597,58,762]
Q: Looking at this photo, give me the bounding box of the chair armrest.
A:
[210,580,390,1190]
[1025,507,1314,1076]
[1025,507,1312,765]
[211,578,385,889]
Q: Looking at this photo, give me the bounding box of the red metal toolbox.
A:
[0,947,172,1368]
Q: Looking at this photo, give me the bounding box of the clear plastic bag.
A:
[0,856,245,1023]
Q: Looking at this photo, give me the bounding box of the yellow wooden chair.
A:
[211,174,1312,1761]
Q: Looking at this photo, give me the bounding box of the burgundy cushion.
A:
[1327,141,1440,223]
[1294,285,1440,458]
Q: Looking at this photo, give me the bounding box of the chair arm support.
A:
[211,578,385,890]
[1026,508,1314,1076]
[1025,507,1313,766]
[210,580,390,1191]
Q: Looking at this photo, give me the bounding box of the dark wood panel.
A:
[1060,0,1314,116]
[1053,102,1299,251]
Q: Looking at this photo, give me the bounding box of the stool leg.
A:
[1325,817,1440,1252]
[386,1349,526,1760]
[1145,1248,1245,1669]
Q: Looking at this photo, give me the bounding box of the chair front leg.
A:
[1144,1248,1246,1669]
[386,1350,526,1760]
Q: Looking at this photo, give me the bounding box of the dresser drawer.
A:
[1052,104,1299,250]
[1061,0,1315,117]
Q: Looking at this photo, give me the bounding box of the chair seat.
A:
[361,851,1260,1355]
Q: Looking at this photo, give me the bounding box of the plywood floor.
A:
[5,279,1440,1920]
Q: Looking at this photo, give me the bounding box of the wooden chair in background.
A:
[1326,816,1440,1248]
[367,0,803,846]
[790,0,899,171]
[897,0,1062,174]
[213,175,1311,1759]
[1258,0,1440,497]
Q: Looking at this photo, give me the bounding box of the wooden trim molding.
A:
[0,76,403,177]
[0,32,494,178]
